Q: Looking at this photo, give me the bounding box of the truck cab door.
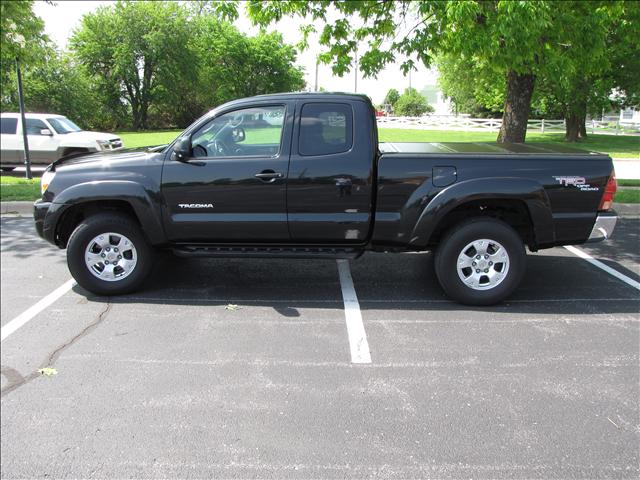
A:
[160,103,293,242]
[287,100,375,243]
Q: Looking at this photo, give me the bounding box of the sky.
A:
[32,0,440,105]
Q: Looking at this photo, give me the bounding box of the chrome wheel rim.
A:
[84,232,137,282]
[456,239,510,291]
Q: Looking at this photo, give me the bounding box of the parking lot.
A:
[1,214,639,479]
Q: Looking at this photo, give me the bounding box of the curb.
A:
[1,200,639,218]
[1,201,34,216]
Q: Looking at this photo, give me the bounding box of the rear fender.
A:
[409,177,555,247]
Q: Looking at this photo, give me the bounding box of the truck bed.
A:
[373,142,614,249]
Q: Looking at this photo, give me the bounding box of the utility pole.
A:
[354,47,358,93]
[408,69,412,90]
[314,59,319,91]
[16,56,32,180]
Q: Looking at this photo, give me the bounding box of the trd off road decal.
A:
[553,176,599,192]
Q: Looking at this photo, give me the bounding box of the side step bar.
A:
[172,244,364,259]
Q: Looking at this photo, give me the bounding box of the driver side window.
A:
[191,105,285,158]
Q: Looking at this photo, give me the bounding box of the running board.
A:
[172,244,364,259]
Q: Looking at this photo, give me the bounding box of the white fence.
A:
[377,115,640,135]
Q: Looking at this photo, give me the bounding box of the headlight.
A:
[96,140,111,150]
[41,170,56,195]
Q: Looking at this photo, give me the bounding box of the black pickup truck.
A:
[34,93,618,305]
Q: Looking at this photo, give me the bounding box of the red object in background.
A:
[375,110,385,117]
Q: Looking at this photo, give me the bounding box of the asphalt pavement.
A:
[1,215,639,479]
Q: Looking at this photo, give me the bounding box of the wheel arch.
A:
[410,177,555,251]
[45,181,166,248]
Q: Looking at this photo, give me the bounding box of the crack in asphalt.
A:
[1,300,112,398]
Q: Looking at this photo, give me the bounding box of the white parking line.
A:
[564,245,640,291]
[1,279,76,342]
[336,259,371,364]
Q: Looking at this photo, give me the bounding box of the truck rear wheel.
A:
[434,218,526,305]
[66,213,154,295]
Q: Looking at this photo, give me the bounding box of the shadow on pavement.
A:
[79,252,640,316]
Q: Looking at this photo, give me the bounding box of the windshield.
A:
[46,117,82,134]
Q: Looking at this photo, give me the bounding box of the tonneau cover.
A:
[379,142,605,156]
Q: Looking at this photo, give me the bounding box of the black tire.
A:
[1,166,16,172]
[434,218,526,306]
[66,213,154,295]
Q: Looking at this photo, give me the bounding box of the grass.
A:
[1,128,637,202]
[377,129,640,158]
[618,179,640,187]
[115,128,639,159]
[0,176,40,201]
[615,189,640,203]
[117,130,182,148]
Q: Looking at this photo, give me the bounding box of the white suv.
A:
[0,113,124,171]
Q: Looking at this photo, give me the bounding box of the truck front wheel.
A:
[66,213,154,295]
[434,218,526,305]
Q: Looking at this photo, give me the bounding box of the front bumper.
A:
[587,211,617,243]
[33,199,52,241]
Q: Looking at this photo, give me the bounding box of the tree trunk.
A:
[565,99,588,142]
[578,113,588,139]
[565,112,581,142]
[497,71,535,143]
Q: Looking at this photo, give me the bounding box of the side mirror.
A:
[171,136,191,162]
[231,127,245,143]
[40,128,53,136]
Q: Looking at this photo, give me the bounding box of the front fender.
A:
[44,180,165,245]
[409,177,555,247]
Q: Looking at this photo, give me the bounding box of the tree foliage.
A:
[435,1,639,141]
[0,0,49,109]
[71,2,197,130]
[383,88,400,108]
[228,0,635,143]
[394,87,434,117]
[68,1,305,130]
[1,1,305,131]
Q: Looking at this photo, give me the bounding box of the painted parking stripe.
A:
[564,245,640,291]
[337,259,371,364]
[1,279,76,342]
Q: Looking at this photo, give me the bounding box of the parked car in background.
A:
[0,113,123,171]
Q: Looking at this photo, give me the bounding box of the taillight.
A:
[598,172,617,211]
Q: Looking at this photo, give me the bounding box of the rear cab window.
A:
[299,103,353,156]
[1,118,18,134]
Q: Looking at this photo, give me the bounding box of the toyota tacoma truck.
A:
[33,93,618,305]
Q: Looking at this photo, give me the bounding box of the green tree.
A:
[70,1,305,130]
[436,52,505,118]
[394,87,434,117]
[383,88,400,109]
[23,51,122,130]
[225,0,631,143]
[435,1,637,142]
[0,0,49,110]
[71,1,195,130]
[174,16,304,127]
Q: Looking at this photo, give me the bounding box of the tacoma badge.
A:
[178,203,214,209]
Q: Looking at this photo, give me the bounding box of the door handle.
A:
[254,170,283,182]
